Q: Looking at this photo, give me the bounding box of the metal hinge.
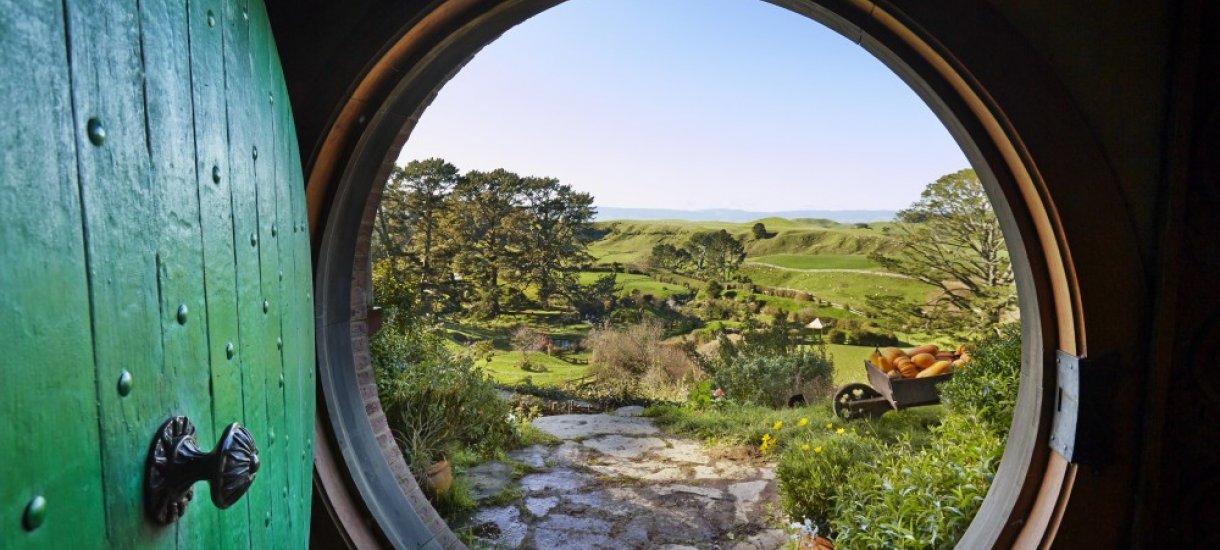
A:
[1049,350,1110,465]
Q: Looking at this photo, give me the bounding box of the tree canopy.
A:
[867,169,1016,338]
[647,229,746,280]
[371,158,596,319]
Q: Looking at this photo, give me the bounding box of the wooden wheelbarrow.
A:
[832,359,953,419]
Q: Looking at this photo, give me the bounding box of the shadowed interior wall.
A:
[264,0,1220,547]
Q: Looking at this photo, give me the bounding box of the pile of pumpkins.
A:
[869,344,971,380]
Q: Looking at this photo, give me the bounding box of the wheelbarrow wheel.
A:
[833,383,887,420]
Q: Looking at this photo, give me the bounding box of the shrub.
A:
[686,379,716,410]
[775,414,1003,546]
[711,351,833,408]
[778,432,887,531]
[518,360,549,373]
[793,308,818,326]
[845,327,901,347]
[456,340,495,363]
[587,322,702,400]
[372,325,517,474]
[939,323,1021,435]
[829,414,1004,548]
[696,298,740,323]
[511,326,549,361]
[705,279,723,299]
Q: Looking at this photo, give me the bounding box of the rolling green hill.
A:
[584,217,938,312]
[576,271,693,299]
[587,218,902,266]
[748,254,881,270]
[740,265,934,307]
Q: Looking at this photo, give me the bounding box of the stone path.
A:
[460,408,786,549]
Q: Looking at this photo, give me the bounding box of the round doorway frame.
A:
[306,1,1146,548]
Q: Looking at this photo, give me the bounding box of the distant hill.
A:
[594,207,897,224]
[584,217,938,315]
[587,218,902,265]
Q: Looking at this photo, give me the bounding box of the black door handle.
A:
[144,416,260,524]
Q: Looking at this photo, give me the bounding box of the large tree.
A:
[446,169,527,318]
[648,243,690,272]
[685,229,746,280]
[868,169,1016,338]
[373,158,462,314]
[513,177,596,306]
[373,158,600,320]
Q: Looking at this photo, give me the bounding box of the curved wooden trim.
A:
[301,0,1145,547]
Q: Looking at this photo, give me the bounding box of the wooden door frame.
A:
[298,1,1148,547]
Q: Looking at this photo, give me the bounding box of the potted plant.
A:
[398,411,455,497]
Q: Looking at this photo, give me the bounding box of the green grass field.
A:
[825,343,877,385]
[749,254,881,270]
[587,218,900,267]
[480,350,590,386]
[577,271,693,299]
[740,265,935,308]
[583,217,925,313]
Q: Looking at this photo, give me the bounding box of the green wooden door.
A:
[0,0,315,547]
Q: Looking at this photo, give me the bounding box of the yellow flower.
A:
[801,444,810,451]
[826,423,834,429]
[798,418,808,427]
[814,446,823,453]
[759,433,777,455]
[773,420,783,430]
[836,428,845,434]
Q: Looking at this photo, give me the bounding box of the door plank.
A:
[138,0,227,546]
[272,70,308,547]
[0,1,108,546]
[4,2,310,547]
[263,0,314,534]
[63,0,174,545]
[282,61,318,547]
[191,0,259,547]
[249,0,291,537]
[221,0,275,545]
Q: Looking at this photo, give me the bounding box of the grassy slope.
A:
[442,313,593,387]
[826,343,877,385]
[741,265,934,306]
[749,254,881,270]
[587,218,901,266]
[480,350,590,386]
[586,218,935,306]
[576,271,694,299]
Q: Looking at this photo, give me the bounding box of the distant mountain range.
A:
[594,207,897,224]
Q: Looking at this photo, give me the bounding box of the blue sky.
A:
[396,0,969,211]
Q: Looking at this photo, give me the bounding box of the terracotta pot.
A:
[797,533,835,550]
[425,459,453,495]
